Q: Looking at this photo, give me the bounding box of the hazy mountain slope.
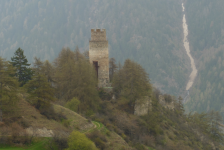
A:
[184,0,224,116]
[0,0,188,95]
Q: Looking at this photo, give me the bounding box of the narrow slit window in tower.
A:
[93,61,99,78]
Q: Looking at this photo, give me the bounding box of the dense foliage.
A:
[11,48,33,86]
[112,59,152,114]
[54,47,99,115]
[66,131,98,150]
[0,48,224,149]
[0,57,19,121]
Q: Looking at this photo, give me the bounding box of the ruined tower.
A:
[89,29,109,87]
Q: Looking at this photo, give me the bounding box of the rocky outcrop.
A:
[159,95,175,110]
[134,96,151,116]
[26,127,54,137]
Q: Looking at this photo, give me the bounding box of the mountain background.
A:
[184,0,224,116]
[0,0,189,96]
[1,0,224,117]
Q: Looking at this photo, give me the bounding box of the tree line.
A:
[0,47,224,149]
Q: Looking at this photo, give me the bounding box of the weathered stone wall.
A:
[134,96,151,116]
[159,95,175,109]
[89,29,109,87]
[90,29,107,41]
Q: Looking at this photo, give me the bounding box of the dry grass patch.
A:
[17,99,66,131]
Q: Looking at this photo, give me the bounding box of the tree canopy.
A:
[112,59,152,114]
[11,48,32,86]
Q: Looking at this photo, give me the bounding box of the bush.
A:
[133,142,148,150]
[66,130,98,150]
[87,130,107,150]
[0,126,11,144]
[9,123,30,145]
[19,118,31,128]
[62,120,71,128]
[47,131,69,150]
[98,88,112,100]
[164,94,172,103]
[40,105,67,121]
[65,97,80,112]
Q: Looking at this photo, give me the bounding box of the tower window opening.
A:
[93,61,99,78]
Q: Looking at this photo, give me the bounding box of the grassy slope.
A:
[91,122,135,150]
[17,94,93,131]
[0,138,48,150]
[17,99,66,130]
[1,98,134,150]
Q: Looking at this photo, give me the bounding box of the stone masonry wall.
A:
[89,29,109,87]
[134,96,151,116]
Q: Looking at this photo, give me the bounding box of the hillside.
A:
[0,95,134,150]
[184,0,224,117]
[0,0,189,96]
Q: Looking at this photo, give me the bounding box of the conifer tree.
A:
[208,110,224,144]
[25,58,55,109]
[54,47,99,114]
[176,96,184,115]
[0,57,19,121]
[112,59,152,114]
[109,58,118,81]
[11,48,33,86]
[43,60,55,83]
[54,48,76,100]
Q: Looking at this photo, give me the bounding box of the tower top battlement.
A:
[89,29,109,87]
[90,29,107,42]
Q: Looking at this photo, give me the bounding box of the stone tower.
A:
[89,29,109,87]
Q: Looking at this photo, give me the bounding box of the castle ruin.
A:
[89,29,109,87]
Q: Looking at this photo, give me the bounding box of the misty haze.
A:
[0,0,224,150]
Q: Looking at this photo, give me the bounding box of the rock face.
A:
[89,29,109,87]
[159,95,175,109]
[26,127,54,137]
[134,96,151,116]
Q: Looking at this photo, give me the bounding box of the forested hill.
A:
[0,0,189,96]
[184,0,224,117]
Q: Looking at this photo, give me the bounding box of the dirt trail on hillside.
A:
[182,3,198,91]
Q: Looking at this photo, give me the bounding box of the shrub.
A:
[105,130,111,136]
[65,97,80,112]
[0,126,11,144]
[47,131,69,150]
[40,105,67,121]
[19,118,31,128]
[66,130,98,150]
[9,122,29,145]
[133,143,148,150]
[87,130,107,150]
[62,120,71,128]
[164,94,172,103]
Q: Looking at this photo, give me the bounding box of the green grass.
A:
[0,138,48,150]
[92,121,103,130]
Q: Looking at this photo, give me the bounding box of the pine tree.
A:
[208,110,224,144]
[43,60,55,83]
[11,48,33,86]
[25,58,55,109]
[54,47,99,114]
[0,57,19,121]
[176,96,184,115]
[109,58,118,81]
